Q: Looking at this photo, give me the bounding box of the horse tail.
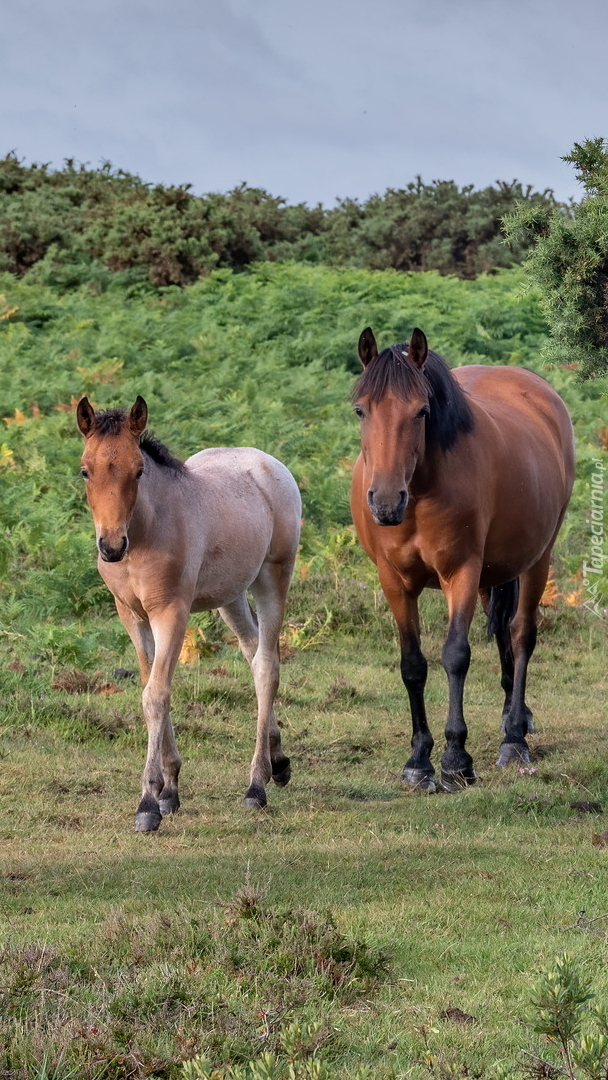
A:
[486,578,519,647]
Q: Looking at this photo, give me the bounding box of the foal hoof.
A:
[440,769,477,793]
[158,793,180,816]
[134,810,162,833]
[496,743,530,768]
[244,783,267,810]
[271,757,291,787]
[402,767,436,793]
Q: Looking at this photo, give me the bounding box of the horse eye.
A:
[80,468,90,480]
[354,405,365,419]
[136,468,144,480]
[416,406,430,420]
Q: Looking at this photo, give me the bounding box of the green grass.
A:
[0,577,607,1079]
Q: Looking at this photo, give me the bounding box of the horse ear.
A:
[128,396,148,438]
[408,328,428,369]
[76,396,96,438]
[358,328,378,368]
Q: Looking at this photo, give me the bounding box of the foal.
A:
[77,395,301,830]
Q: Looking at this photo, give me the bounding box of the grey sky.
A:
[2,0,607,205]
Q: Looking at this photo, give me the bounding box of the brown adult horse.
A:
[351,327,575,792]
[77,396,301,831]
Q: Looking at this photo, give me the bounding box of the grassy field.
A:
[0,262,607,1077]
[1,577,607,1079]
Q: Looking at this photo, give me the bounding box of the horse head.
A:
[77,395,148,562]
[353,327,430,526]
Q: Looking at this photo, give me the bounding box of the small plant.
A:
[181,1020,369,1080]
[527,954,608,1080]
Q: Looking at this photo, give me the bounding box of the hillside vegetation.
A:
[0,261,605,659]
[0,153,568,286]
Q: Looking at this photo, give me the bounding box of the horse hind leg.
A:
[481,583,534,737]
[219,588,291,806]
[495,553,551,768]
[234,562,293,809]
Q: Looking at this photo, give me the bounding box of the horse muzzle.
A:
[98,535,129,562]
[367,488,408,526]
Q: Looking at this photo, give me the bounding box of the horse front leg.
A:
[379,566,435,791]
[135,603,188,832]
[496,551,550,768]
[440,567,480,792]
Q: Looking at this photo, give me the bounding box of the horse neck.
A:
[129,457,184,543]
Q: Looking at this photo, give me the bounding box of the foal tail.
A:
[486,578,519,649]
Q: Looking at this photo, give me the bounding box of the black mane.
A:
[351,342,474,452]
[93,408,186,474]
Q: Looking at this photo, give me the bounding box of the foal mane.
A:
[352,342,475,452]
[93,408,186,474]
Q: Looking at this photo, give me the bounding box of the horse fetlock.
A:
[501,706,535,736]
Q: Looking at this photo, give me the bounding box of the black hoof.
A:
[158,790,180,816]
[134,810,162,832]
[402,767,436,792]
[244,783,267,809]
[440,769,477,793]
[271,757,291,787]
[496,743,530,768]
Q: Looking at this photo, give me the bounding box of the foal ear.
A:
[358,328,378,368]
[128,396,148,438]
[408,328,428,369]
[76,396,96,438]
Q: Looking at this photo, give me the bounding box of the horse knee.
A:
[400,650,427,692]
[442,634,470,679]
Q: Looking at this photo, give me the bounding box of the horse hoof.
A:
[440,769,477,793]
[496,743,530,768]
[134,811,162,832]
[271,758,291,787]
[244,783,267,810]
[402,767,436,792]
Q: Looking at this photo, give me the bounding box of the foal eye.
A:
[80,468,90,480]
[136,468,144,480]
[354,405,365,419]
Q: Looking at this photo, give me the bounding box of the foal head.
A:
[352,328,432,526]
[77,396,148,562]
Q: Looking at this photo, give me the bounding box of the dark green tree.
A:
[504,138,608,378]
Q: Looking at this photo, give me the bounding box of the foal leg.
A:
[378,566,435,790]
[440,567,480,792]
[115,599,155,685]
[496,551,550,768]
[241,562,293,809]
[135,603,189,832]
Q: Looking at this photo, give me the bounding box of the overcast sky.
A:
[2,0,607,206]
